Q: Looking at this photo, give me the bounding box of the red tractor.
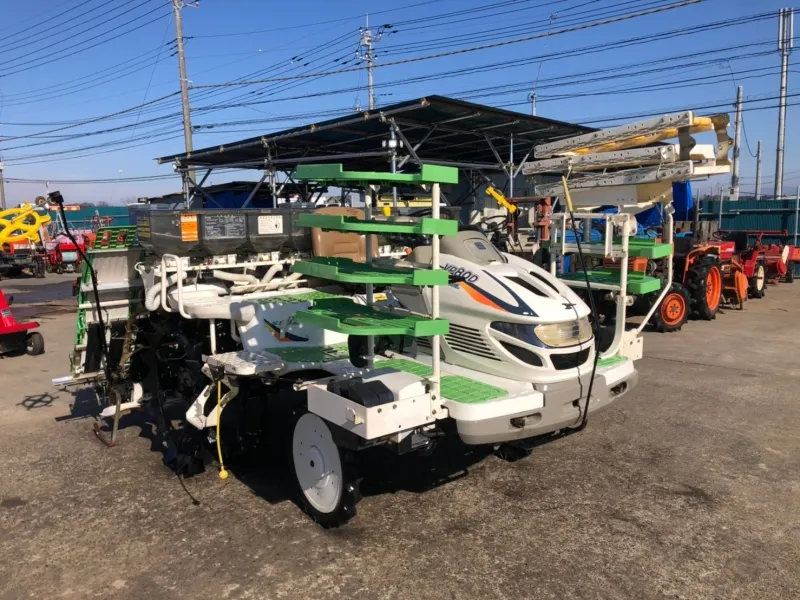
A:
[761,242,797,284]
[707,232,769,308]
[46,235,83,274]
[0,290,44,356]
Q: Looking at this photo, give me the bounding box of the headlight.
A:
[534,318,593,348]
[490,317,592,348]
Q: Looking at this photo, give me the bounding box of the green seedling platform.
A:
[294,163,459,185]
[293,257,448,286]
[582,239,673,259]
[296,213,457,236]
[267,343,350,363]
[258,290,343,305]
[559,269,661,295]
[378,359,508,404]
[296,298,449,337]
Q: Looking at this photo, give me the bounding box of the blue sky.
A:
[0,0,797,204]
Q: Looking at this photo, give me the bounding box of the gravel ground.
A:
[0,275,798,600]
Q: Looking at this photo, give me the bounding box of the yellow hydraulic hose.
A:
[216,380,229,480]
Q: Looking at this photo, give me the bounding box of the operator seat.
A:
[311,206,378,262]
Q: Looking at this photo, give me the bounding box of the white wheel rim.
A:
[292,413,342,514]
[756,265,765,289]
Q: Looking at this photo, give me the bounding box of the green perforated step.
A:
[597,355,628,368]
[294,163,459,185]
[296,213,457,236]
[377,359,508,404]
[559,269,662,295]
[293,257,448,286]
[295,298,449,337]
[267,344,350,363]
[581,239,673,259]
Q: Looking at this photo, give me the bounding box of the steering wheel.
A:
[479,214,509,234]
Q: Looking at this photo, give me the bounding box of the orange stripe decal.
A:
[459,282,504,311]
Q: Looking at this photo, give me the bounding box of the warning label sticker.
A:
[180,214,199,242]
[257,215,283,235]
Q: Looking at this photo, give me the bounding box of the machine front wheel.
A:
[650,283,690,333]
[785,262,794,283]
[25,332,45,356]
[749,263,766,298]
[292,412,360,528]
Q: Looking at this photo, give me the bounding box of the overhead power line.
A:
[186,0,447,38]
[192,0,704,88]
[0,3,171,78]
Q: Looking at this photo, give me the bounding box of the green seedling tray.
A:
[296,213,457,236]
[559,269,662,295]
[295,298,449,337]
[294,163,459,185]
[293,257,448,286]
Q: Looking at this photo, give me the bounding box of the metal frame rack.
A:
[521,111,732,359]
[288,163,459,418]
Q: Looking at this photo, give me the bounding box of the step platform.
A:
[559,269,661,294]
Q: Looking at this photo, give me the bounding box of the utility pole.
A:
[173,0,198,186]
[529,91,537,116]
[774,7,794,199]
[755,140,763,200]
[730,85,743,201]
[0,163,6,210]
[358,16,384,110]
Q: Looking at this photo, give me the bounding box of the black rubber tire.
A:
[494,443,533,462]
[56,265,64,275]
[25,332,45,356]
[684,255,722,320]
[786,262,794,283]
[748,263,767,299]
[650,282,691,333]
[291,411,361,528]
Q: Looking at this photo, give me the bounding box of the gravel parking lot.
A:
[0,275,798,600]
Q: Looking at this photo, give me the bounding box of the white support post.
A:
[430,183,441,406]
[209,319,217,354]
[608,215,630,357]
[364,189,375,368]
[634,206,674,336]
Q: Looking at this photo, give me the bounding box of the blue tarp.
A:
[672,181,693,221]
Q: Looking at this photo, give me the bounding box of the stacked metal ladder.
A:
[521,111,733,359]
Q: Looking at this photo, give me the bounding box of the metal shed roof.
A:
[157,95,593,172]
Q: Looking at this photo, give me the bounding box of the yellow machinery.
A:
[0,200,52,247]
[484,185,517,214]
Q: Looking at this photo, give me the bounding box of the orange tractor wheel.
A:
[685,255,723,320]
[650,282,690,333]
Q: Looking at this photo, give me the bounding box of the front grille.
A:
[446,323,500,361]
[418,323,500,361]
[550,347,591,370]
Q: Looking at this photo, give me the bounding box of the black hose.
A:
[560,178,602,431]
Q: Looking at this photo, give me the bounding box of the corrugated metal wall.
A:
[699,199,800,245]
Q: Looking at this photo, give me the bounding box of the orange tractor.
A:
[661,238,724,327]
